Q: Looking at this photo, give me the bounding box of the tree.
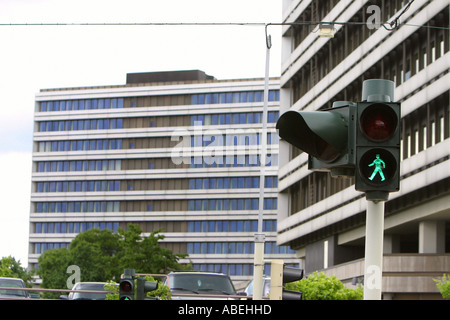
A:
[37,224,188,295]
[118,224,188,274]
[38,248,72,298]
[69,228,122,281]
[0,256,33,286]
[286,271,363,300]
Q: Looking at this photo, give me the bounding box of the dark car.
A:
[164,272,244,300]
[0,277,29,299]
[60,282,111,300]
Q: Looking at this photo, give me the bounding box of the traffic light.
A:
[136,277,158,300]
[355,80,401,201]
[270,260,303,300]
[119,278,134,300]
[276,101,356,178]
[119,269,135,300]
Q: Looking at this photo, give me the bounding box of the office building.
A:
[278,0,449,299]
[28,70,298,282]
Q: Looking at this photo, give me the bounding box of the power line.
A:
[0,21,447,31]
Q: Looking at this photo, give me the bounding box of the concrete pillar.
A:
[384,234,400,253]
[419,220,445,253]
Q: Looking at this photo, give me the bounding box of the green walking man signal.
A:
[368,154,385,181]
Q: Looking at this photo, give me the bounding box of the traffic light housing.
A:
[276,102,356,178]
[270,260,303,300]
[136,277,158,300]
[355,80,401,201]
[119,278,134,300]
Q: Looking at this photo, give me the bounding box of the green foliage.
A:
[117,224,188,274]
[104,280,120,300]
[69,228,122,281]
[37,224,189,295]
[37,248,72,298]
[285,271,363,300]
[0,256,33,286]
[434,274,450,299]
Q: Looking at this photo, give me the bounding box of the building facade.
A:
[28,70,297,282]
[278,0,449,299]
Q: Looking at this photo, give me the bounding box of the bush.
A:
[285,271,363,300]
[434,274,450,299]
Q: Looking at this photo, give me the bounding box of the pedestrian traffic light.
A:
[355,80,401,201]
[136,277,158,300]
[276,102,356,178]
[270,260,303,300]
[119,269,135,300]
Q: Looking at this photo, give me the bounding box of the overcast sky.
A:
[0,0,282,266]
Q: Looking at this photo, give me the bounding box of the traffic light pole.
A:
[363,199,385,300]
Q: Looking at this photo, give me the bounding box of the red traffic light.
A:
[360,103,398,141]
[120,280,133,292]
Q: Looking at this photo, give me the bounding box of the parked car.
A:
[0,277,29,299]
[60,282,111,300]
[164,271,245,300]
[244,276,271,298]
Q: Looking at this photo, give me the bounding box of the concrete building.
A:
[278,0,449,299]
[28,70,298,282]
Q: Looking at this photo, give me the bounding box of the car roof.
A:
[0,277,25,283]
[168,271,229,276]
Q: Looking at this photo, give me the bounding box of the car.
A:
[244,276,271,299]
[0,277,29,299]
[164,271,245,300]
[60,282,112,300]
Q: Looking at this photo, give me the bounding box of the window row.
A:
[187,241,295,255]
[38,139,123,152]
[38,111,279,134]
[187,219,277,233]
[35,177,277,193]
[39,118,123,132]
[34,242,69,254]
[38,89,281,114]
[191,262,299,277]
[36,180,121,193]
[188,176,278,190]
[40,98,124,112]
[189,154,278,168]
[35,201,121,213]
[191,132,279,147]
[33,198,278,214]
[37,160,121,173]
[35,156,277,172]
[191,90,279,105]
[34,222,119,234]
[191,111,279,126]
[37,134,278,154]
[187,198,277,211]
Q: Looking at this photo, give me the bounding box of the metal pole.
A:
[253,30,271,301]
[363,200,385,300]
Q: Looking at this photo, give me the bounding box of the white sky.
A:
[0,0,282,267]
